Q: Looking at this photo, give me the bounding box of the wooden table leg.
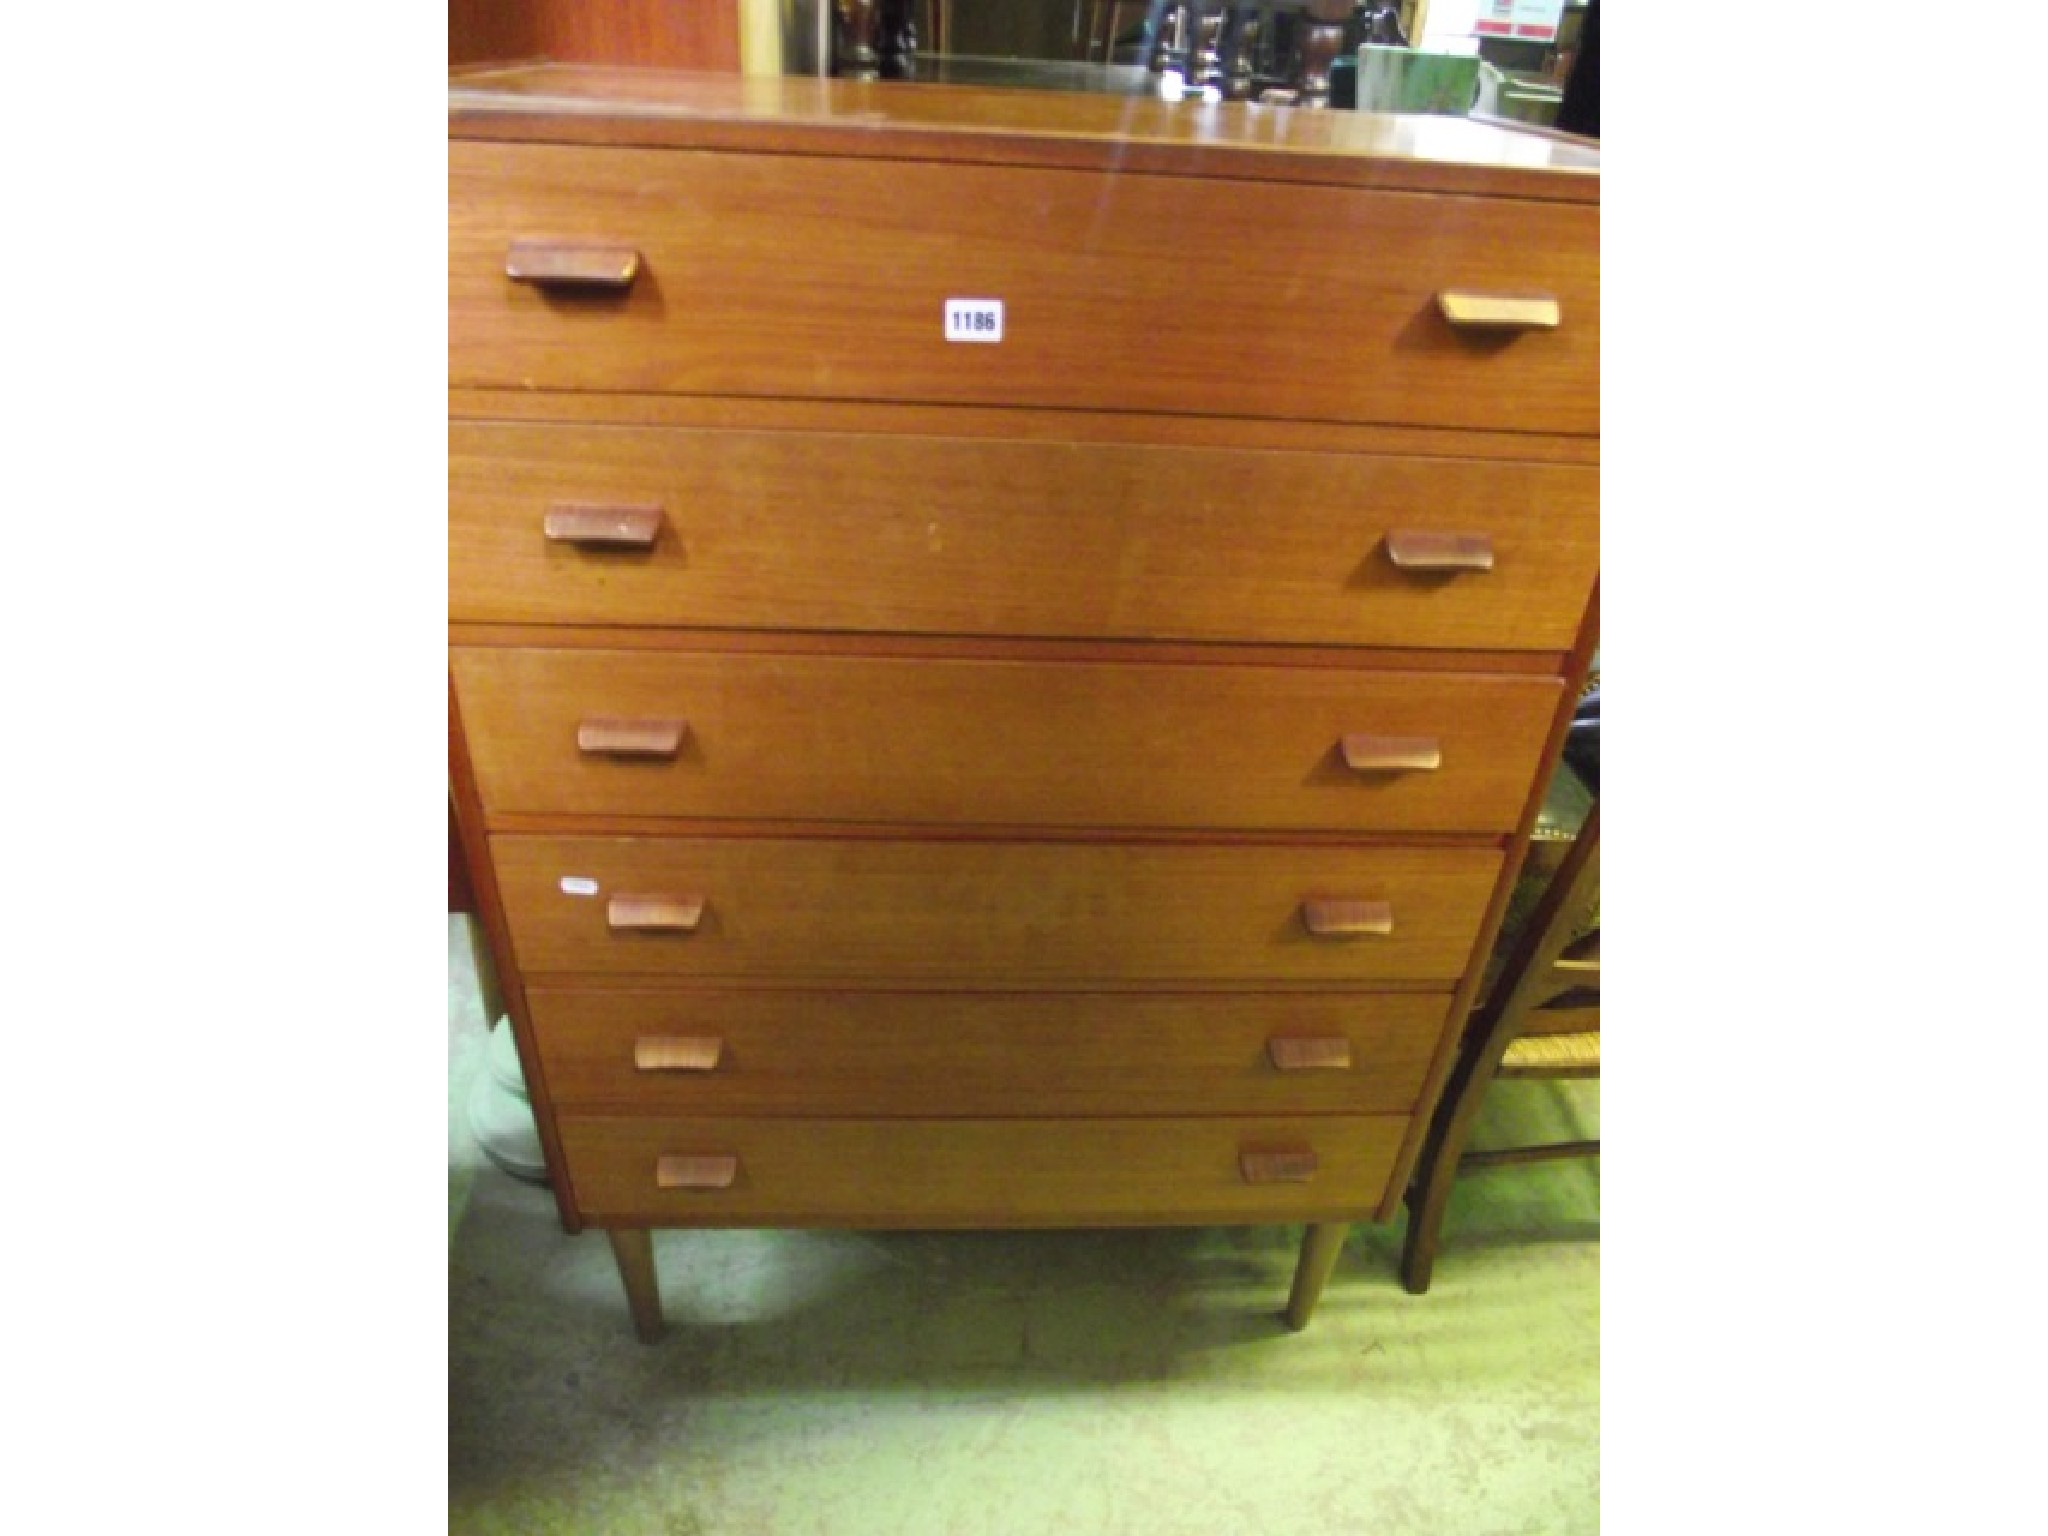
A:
[1222,4,1258,99]
[881,0,919,79]
[1190,2,1226,89]
[1283,1221,1348,1330]
[835,0,882,78]
[607,1229,665,1343]
[1295,0,1351,105]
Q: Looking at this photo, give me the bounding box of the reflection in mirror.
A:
[759,0,1589,128]
[812,1,1374,106]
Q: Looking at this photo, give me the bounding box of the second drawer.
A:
[528,986,1451,1116]
[449,419,1599,652]
[453,644,1561,834]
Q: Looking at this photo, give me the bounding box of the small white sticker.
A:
[559,876,599,897]
[944,299,1004,344]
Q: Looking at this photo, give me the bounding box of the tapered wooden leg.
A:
[606,1229,665,1343]
[1283,1221,1348,1330]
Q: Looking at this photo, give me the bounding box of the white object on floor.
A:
[467,1018,549,1183]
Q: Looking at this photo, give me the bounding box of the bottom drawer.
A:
[559,1114,1407,1226]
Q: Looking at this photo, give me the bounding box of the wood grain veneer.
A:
[527,987,1449,1117]
[493,833,1501,985]
[560,1114,1407,1226]
[449,66,1599,203]
[452,645,1560,833]
[450,4,741,73]
[449,421,1598,649]
[450,142,1598,435]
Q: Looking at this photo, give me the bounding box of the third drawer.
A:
[453,644,1561,834]
[527,986,1451,1116]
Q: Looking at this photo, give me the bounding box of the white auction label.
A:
[944,298,1004,343]
[559,876,600,897]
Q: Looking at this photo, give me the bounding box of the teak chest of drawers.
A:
[448,66,1600,1340]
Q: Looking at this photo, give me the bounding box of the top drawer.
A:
[450,142,1598,437]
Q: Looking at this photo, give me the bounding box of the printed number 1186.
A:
[944,299,1004,343]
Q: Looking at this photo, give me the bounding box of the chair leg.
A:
[1283,1221,1348,1330]
[1399,1149,1455,1295]
[607,1228,666,1343]
[1399,1042,1495,1295]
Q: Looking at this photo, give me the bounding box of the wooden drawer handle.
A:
[634,1035,724,1072]
[1340,734,1442,773]
[655,1153,738,1191]
[543,502,664,549]
[507,239,641,290]
[1267,1036,1354,1072]
[1385,530,1494,573]
[579,718,688,758]
[1436,290,1560,330]
[1240,1145,1319,1184]
[1302,898,1393,937]
[608,895,705,933]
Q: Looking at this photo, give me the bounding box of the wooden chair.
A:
[1400,799,1599,1293]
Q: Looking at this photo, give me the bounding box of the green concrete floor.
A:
[449,920,1598,1534]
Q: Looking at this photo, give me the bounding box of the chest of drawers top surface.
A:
[449,65,1600,199]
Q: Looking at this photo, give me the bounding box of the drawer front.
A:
[449,422,1598,651]
[558,1114,1407,1225]
[454,645,1560,834]
[528,987,1449,1116]
[450,143,1598,436]
[494,834,1500,984]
